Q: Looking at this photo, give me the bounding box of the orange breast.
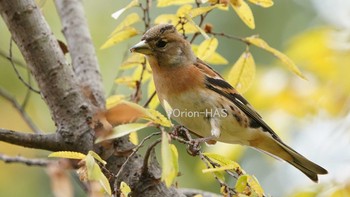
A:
[152,63,205,99]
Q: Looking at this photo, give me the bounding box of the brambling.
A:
[130,24,327,182]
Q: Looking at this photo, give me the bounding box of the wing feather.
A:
[194,59,281,141]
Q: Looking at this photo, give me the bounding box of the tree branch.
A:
[179,188,221,197]
[0,0,95,152]
[0,153,52,166]
[54,0,105,109]
[0,128,65,151]
[0,87,41,134]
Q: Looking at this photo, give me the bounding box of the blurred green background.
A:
[1,0,350,196]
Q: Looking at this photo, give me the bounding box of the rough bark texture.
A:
[0,0,184,196]
[54,0,105,109]
[0,0,94,153]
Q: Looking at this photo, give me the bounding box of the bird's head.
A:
[130,24,196,68]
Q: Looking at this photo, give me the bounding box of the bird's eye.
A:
[156,39,167,48]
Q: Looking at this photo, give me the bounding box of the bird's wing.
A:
[194,58,281,141]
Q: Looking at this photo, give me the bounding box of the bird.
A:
[130,23,328,182]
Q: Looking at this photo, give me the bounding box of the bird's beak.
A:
[130,40,152,55]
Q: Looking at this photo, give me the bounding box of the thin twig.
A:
[142,138,161,174]
[0,87,42,134]
[8,38,40,94]
[21,68,33,108]
[0,49,26,68]
[0,153,51,166]
[208,32,245,42]
[132,58,147,103]
[114,131,161,180]
[143,90,156,108]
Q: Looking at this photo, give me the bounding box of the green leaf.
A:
[95,123,148,143]
[161,132,179,187]
[48,151,86,160]
[245,36,306,79]
[227,51,256,94]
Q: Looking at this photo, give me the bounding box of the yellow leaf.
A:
[247,0,273,8]
[230,0,255,29]
[88,151,107,165]
[48,151,86,160]
[202,163,240,173]
[155,14,178,25]
[202,152,242,182]
[176,4,193,17]
[161,132,179,187]
[206,52,229,65]
[235,174,248,193]
[235,175,264,197]
[111,0,139,20]
[197,37,219,60]
[120,182,131,197]
[162,99,173,120]
[110,13,140,36]
[85,155,112,195]
[203,152,242,169]
[248,175,264,196]
[147,78,160,109]
[106,95,125,109]
[115,76,137,88]
[227,51,256,93]
[185,15,209,38]
[188,5,218,18]
[129,131,139,145]
[192,45,228,65]
[155,12,199,34]
[120,53,145,70]
[95,123,148,143]
[157,0,194,7]
[132,64,152,83]
[101,27,138,49]
[145,109,172,127]
[245,36,306,79]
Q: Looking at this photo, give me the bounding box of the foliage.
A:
[2,0,349,196]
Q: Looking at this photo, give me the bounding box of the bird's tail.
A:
[250,134,328,182]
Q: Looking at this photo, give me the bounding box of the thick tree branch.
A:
[54,0,105,109]
[0,128,65,151]
[0,0,95,152]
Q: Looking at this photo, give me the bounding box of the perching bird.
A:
[130,24,327,182]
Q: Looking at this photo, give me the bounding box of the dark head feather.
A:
[142,24,177,42]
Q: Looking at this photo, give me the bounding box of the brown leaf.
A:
[57,39,69,55]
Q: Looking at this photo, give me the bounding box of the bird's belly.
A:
[162,90,252,145]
